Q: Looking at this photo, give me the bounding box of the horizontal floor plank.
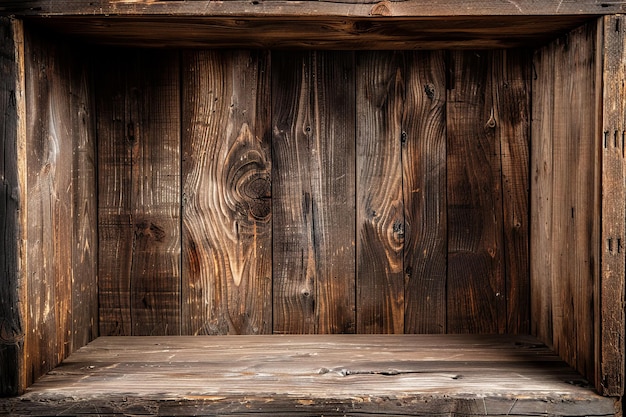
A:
[3,335,618,416]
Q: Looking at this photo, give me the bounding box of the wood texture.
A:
[531,21,601,389]
[492,50,531,334]
[3,335,618,416]
[97,50,181,336]
[446,51,506,334]
[600,14,626,397]
[402,51,447,334]
[272,51,356,334]
[25,28,74,385]
[182,50,272,335]
[10,16,596,50]
[356,51,405,334]
[0,17,25,397]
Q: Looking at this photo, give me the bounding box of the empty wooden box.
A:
[1,1,625,415]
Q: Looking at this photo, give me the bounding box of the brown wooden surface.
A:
[531,20,602,390]
[3,335,618,416]
[182,50,272,335]
[356,51,405,334]
[600,14,626,397]
[446,50,506,334]
[402,51,447,334]
[9,16,598,50]
[272,51,356,334]
[0,17,26,397]
[493,50,531,334]
[97,50,181,336]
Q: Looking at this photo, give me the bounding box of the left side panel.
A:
[23,25,98,389]
[0,17,26,396]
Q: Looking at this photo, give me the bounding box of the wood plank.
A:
[97,49,181,336]
[492,50,531,334]
[550,21,600,386]
[11,16,596,50]
[181,50,272,335]
[69,45,98,349]
[356,51,404,334]
[272,51,356,334]
[0,17,26,397]
[600,14,626,397]
[4,335,618,416]
[2,1,624,16]
[402,51,447,334]
[24,27,74,386]
[530,40,555,346]
[446,51,506,334]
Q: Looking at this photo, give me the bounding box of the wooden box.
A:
[1,1,625,415]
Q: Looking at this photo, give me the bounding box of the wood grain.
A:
[97,49,181,336]
[402,51,447,334]
[272,51,356,334]
[600,14,625,396]
[4,335,617,416]
[530,41,555,346]
[182,50,272,335]
[549,21,601,386]
[24,28,74,385]
[0,17,26,397]
[492,50,531,334]
[446,50,506,334]
[356,51,404,334]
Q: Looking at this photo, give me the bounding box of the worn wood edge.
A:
[0,16,27,397]
[0,0,624,17]
[600,14,626,397]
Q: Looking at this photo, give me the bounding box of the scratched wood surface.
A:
[3,335,617,416]
[181,50,272,335]
[97,49,181,337]
[272,51,356,334]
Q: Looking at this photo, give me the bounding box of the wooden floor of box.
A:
[2,335,618,416]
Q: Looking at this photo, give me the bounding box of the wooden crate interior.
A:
[1,9,622,415]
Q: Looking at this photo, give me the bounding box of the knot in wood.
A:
[370,1,392,16]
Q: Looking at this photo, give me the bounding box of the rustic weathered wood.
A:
[492,50,531,334]
[600,14,626,397]
[24,27,74,385]
[549,21,601,387]
[446,50,506,334]
[3,335,618,416]
[97,50,181,336]
[530,38,555,349]
[272,51,356,334]
[402,51,447,334]
[0,17,26,397]
[182,50,272,335]
[356,51,405,334]
[7,16,598,50]
[69,44,98,350]
[2,1,624,16]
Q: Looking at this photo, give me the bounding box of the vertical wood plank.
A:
[402,51,447,334]
[182,50,272,335]
[550,21,600,385]
[0,17,26,396]
[24,28,74,383]
[492,50,531,334]
[97,49,181,336]
[97,49,132,336]
[530,41,555,345]
[600,14,625,396]
[446,50,506,334]
[355,51,404,334]
[70,51,98,349]
[273,51,356,334]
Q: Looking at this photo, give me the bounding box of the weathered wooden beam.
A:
[0,16,26,397]
[0,0,624,17]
